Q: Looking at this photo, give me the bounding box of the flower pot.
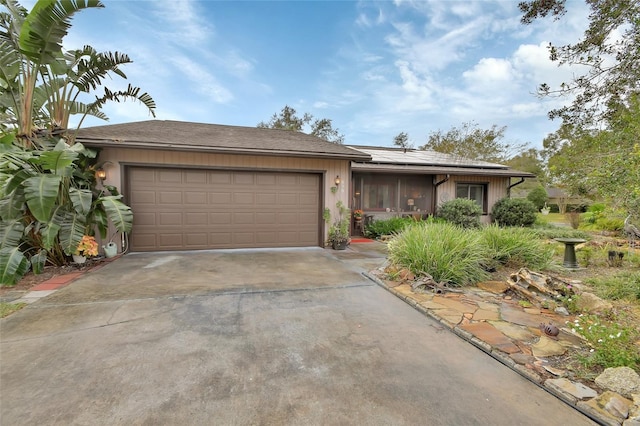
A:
[72,254,87,264]
[103,242,118,258]
[332,240,348,250]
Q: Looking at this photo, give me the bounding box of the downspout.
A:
[507,178,525,197]
[432,174,450,213]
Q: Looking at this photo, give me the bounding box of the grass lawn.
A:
[539,212,569,224]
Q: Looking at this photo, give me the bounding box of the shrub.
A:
[566,211,581,229]
[587,271,640,301]
[527,185,548,210]
[364,217,413,239]
[478,225,554,270]
[531,226,591,240]
[571,314,640,371]
[387,222,489,286]
[436,198,482,228]
[491,198,537,227]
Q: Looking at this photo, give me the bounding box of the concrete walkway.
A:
[0,245,595,425]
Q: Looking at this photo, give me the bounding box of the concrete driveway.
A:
[0,246,595,425]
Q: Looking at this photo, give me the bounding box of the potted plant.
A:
[353,209,364,221]
[325,201,350,250]
[73,235,99,264]
[541,202,551,215]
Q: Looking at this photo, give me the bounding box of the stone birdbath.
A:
[555,238,587,269]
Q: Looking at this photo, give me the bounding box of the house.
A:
[545,187,585,213]
[348,146,534,226]
[76,121,533,253]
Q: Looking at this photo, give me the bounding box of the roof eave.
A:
[79,139,372,161]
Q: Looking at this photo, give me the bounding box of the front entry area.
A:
[127,166,321,251]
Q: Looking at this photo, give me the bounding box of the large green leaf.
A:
[56,208,85,255]
[0,219,24,249]
[99,195,132,233]
[4,168,35,194]
[40,221,60,250]
[30,249,47,274]
[36,143,78,174]
[23,174,61,222]
[69,187,91,215]
[0,186,25,220]
[19,0,104,65]
[0,246,29,285]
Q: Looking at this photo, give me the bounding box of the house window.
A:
[353,173,434,213]
[363,176,396,210]
[456,183,488,213]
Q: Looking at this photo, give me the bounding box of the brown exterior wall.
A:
[435,174,509,224]
[97,147,351,247]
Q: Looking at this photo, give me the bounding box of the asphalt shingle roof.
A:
[75,120,370,161]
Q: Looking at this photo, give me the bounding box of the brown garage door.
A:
[128,167,321,251]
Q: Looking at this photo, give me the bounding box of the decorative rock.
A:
[510,352,535,365]
[546,378,597,400]
[543,365,565,376]
[575,291,613,313]
[490,321,536,341]
[623,417,640,426]
[531,335,566,357]
[595,367,640,399]
[477,280,509,294]
[578,391,633,423]
[554,306,570,316]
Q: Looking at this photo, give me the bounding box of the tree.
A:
[0,0,155,284]
[257,105,344,144]
[542,94,640,212]
[519,0,640,127]
[393,132,413,149]
[527,185,548,210]
[420,122,527,163]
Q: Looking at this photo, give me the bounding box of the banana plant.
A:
[0,0,154,284]
[0,135,132,284]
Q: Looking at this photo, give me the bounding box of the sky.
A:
[38,0,591,150]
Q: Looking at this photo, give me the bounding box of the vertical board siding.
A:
[98,148,350,244]
[434,174,509,223]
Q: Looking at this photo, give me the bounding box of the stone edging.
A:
[363,271,623,426]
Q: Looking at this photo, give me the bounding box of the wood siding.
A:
[98,148,351,247]
[435,174,509,224]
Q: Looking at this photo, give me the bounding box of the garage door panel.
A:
[209,192,232,204]
[129,167,320,251]
[234,193,254,204]
[234,233,255,244]
[185,192,207,204]
[159,212,182,226]
[185,233,208,246]
[234,173,254,185]
[131,191,156,204]
[256,213,277,225]
[256,193,277,204]
[158,170,182,184]
[277,193,298,205]
[256,174,276,185]
[234,212,254,224]
[185,212,207,225]
[300,193,318,206]
[185,171,207,184]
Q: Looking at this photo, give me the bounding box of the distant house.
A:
[76,121,533,254]
[545,187,585,213]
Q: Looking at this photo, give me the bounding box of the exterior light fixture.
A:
[96,168,107,181]
[334,175,341,186]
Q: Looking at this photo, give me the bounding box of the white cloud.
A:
[170,56,233,104]
[151,0,213,44]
